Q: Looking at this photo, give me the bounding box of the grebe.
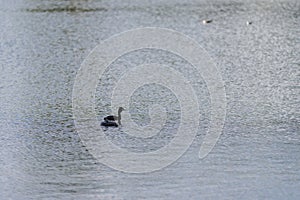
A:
[101,107,125,127]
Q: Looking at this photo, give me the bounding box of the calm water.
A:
[0,0,299,199]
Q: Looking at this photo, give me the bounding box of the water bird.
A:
[101,107,125,127]
[202,19,213,24]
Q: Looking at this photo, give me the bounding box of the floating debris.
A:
[26,6,108,13]
[202,19,213,24]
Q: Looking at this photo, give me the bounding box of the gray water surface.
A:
[0,0,299,199]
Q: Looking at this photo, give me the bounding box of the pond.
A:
[0,0,299,199]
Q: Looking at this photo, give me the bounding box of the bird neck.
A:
[117,109,123,125]
[118,114,121,125]
[118,111,122,125]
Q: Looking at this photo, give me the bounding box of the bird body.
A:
[104,115,118,121]
[101,121,118,127]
